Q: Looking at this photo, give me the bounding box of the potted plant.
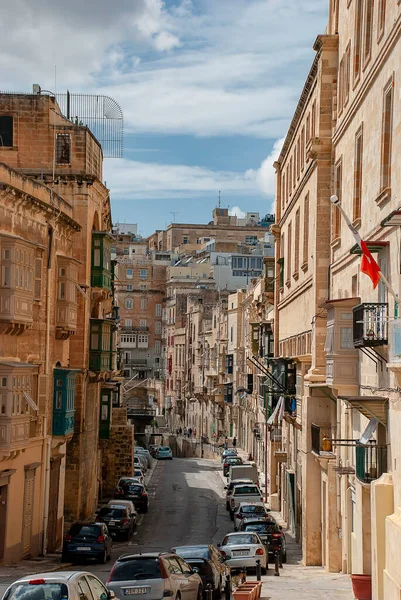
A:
[350,574,372,600]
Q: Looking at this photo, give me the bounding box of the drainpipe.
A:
[42,224,54,556]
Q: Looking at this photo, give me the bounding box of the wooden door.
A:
[0,485,8,560]
[47,460,61,552]
[22,471,35,556]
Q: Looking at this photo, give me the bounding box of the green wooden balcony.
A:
[52,368,78,436]
[355,443,387,483]
[91,232,113,291]
[89,319,114,372]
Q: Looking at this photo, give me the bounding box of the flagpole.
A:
[330,195,399,305]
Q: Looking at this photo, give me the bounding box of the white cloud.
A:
[251,137,285,196]
[229,206,246,219]
[104,158,262,200]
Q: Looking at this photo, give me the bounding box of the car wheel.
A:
[61,552,70,563]
[213,581,222,599]
[143,505,148,513]
[100,549,107,564]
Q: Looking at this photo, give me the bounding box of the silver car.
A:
[2,572,115,600]
[135,449,152,468]
[219,532,267,573]
[106,553,203,600]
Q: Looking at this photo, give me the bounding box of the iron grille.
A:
[353,303,388,348]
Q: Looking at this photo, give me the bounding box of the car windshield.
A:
[110,558,161,581]
[234,486,259,495]
[225,458,242,464]
[241,506,265,514]
[174,546,209,559]
[244,522,279,533]
[133,471,143,476]
[98,508,125,518]
[229,481,251,490]
[223,534,255,546]
[69,524,100,538]
[184,560,211,576]
[159,447,170,451]
[125,485,143,493]
[5,583,69,600]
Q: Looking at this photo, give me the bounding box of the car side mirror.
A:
[108,592,116,599]
[192,567,199,574]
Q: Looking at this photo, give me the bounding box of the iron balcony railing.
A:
[355,443,387,483]
[353,303,388,348]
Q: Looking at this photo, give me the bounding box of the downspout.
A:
[42,224,54,555]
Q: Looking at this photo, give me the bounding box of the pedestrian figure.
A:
[193,428,196,438]
[179,427,182,435]
[233,436,237,448]
[224,436,228,450]
[184,426,187,437]
[189,427,192,437]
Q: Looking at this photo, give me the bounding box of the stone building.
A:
[0,90,127,560]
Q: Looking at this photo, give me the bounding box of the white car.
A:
[133,468,145,484]
[234,502,270,531]
[2,571,115,600]
[135,448,152,467]
[134,454,148,472]
[229,483,264,518]
[219,532,267,573]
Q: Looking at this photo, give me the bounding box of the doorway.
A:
[22,471,35,557]
[47,459,61,552]
[0,484,8,561]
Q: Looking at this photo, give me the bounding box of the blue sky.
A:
[2,0,328,236]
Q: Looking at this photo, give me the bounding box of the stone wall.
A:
[101,408,135,499]
[163,435,220,460]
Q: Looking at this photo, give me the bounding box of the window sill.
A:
[301,262,308,273]
[331,237,341,249]
[0,146,18,151]
[375,187,391,207]
[352,217,361,230]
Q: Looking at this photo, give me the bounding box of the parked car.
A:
[135,448,153,468]
[132,469,145,485]
[134,454,148,472]
[157,446,173,460]
[62,522,112,564]
[233,503,270,531]
[2,571,115,600]
[115,477,143,498]
[172,545,230,599]
[221,449,237,463]
[96,505,135,540]
[134,455,146,471]
[224,479,254,511]
[238,519,287,562]
[149,444,160,457]
[223,456,243,477]
[218,532,267,574]
[229,484,264,519]
[120,481,149,513]
[106,552,203,600]
[107,499,137,519]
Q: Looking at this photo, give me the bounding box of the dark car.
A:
[171,545,230,599]
[223,456,243,477]
[121,482,149,513]
[62,522,112,563]
[239,519,287,562]
[149,444,159,457]
[96,505,135,540]
[114,476,141,498]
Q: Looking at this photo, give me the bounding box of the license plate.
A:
[232,550,249,556]
[123,589,148,595]
[77,547,91,551]
[109,521,116,525]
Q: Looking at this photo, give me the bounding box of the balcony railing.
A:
[356,443,387,483]
[120,326,149,332]
[270,425,282,443]
[353,303,388,348]
[311,424,334,455]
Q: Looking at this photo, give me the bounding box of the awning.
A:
[339,395,388,427]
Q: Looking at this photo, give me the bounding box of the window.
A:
[289,158,293,193]
[156,304,162,317]
[286,222,292,286]
[301,126,305,170]
[125,318,132,328]
[245,235,258,244]
[363,0,373,65]
[140,269,147,280]
[378,0,386,39]
[87,575,109,600]
[294,208,300,278]
[34,257,42,300]
[286,165,289,203]
[311,101,316,138]
[126,269,133,279]
[0,116,13,146]
[125,298,133,309]
[123,248,129,255]
[380,79,393,193]
[281,173,286,211]
[140,319,147,327]
[296,138,301,179]
[55,134,71,164]
[155,341,161,354]
[140,283,147,290]
[306,113,311,143]
[302,193,309,271]
[353,126,363,223]
[126,284,133,291]
[183,237,189,245]
[230,326,234,343]
[332,160,342,242]
[353,0,363,82]
[155,321,162,334]
[141,297,147,310]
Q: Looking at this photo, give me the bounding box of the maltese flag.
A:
[359,240,381,289]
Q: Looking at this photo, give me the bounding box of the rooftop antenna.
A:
[218,190,221,208]
[170,212,180,223]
